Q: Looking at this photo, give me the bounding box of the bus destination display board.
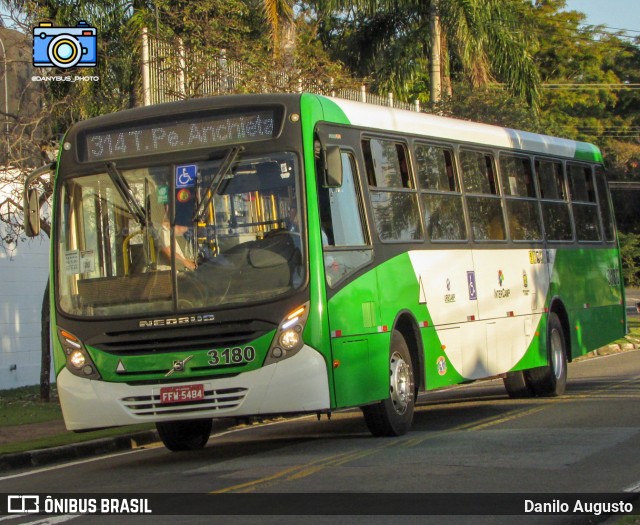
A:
[81,109,278,162]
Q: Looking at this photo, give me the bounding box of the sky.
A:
[563,0,640,38]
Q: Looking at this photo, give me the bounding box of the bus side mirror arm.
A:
[23,162,55,237]
[323,146,343,188]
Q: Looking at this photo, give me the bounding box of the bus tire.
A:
[156,418,212,451]
[362,331,415,437]
[526,312,568,397]
[503,370,534,398]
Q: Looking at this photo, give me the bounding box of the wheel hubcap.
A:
[550,328,564,380]
[389,351,413,415]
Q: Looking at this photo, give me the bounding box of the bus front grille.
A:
[120,387,247,417]
[86,320,276,355]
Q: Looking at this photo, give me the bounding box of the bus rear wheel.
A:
[362,331,415,437]
[156,418,212,451]
[526,312,567,397]
[503,370,534,398]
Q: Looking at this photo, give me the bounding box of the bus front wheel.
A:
[362,331,415,437]
[156,418,212,451]
[526,312,568,397]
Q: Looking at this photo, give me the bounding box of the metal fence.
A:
[141,28,420,112]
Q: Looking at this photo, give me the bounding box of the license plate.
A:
[159,384,205,404]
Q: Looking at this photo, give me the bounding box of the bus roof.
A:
[312,94,603,164]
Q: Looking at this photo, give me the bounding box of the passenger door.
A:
[318,149,380,407]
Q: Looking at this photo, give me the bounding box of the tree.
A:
[1,0,355,399]
[316,0,541,107]
[532,1,640,142]
[0,0,148,400]
[262,0,295,63]
[619,233,640,287]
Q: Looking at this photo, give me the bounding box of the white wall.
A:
[0,234,50,389]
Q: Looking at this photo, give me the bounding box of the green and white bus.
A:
[25,93,626,450]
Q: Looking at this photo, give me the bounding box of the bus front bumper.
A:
[57,345,331,431]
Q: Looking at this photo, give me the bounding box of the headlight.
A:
[69,350,85,368]
[58,328,101,380]
[265,303,309,365]
[279,328,301,350]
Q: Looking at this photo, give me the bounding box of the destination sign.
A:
[81,109,278,162]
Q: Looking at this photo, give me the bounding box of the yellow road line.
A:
[211,449,358,493]
[211,375,640,493]
[465,405,546,431]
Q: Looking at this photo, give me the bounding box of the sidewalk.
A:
[0,416,242,473]
[0,415,161,472]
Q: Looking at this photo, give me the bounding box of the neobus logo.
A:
[138,313,215,328]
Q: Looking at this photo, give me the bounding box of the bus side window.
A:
[568,163,601,242]
[460,149,505,241]
[320,153,367,247]
[362,137,412,189]
[318,152,372,287]
[415,143,466,241]
[500,153,542,242]
[535,159,573,242]
[595,167,615,242]
[363,137,422,242]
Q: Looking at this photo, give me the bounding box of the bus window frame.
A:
[534,156,575,244]
[413,140,469,244]
[458,147,507,243]
[319,147,375,289]
[594,166,616,244]
[362,134,424,244]
[497,151,544,244]
[566,161,603,244]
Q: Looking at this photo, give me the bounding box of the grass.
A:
[612,517,640,525]
[618,316,640,345]
[0,385,153,455]
[0,385,62,426]
[0,424,155,455]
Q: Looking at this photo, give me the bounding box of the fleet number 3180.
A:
[207,346,256,366]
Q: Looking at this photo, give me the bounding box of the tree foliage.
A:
[314,0,541,106]
[533,1,640,179]
[619,233,640,287]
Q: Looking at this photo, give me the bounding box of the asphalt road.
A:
[1,350,640,524]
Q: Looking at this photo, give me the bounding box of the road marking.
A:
[0,449,143,482]
[212,449,359,493]
[212,369,640,492]
[0,516,26,522]
[467,405,546,431]
[0,415,319,482]
[624,480,640,493]
[213,403,550,493]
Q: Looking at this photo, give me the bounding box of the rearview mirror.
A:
[24,188,40,237]
[23,162,55,237]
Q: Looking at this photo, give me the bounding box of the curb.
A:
[0,430,159,473]
[0,418,249,473]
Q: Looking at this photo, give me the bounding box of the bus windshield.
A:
[57,151,304,317]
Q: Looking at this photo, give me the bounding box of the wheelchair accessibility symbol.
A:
[176,165,197,188]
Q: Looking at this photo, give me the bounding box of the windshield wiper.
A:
[106,161,147,227]
[193,146,243,223]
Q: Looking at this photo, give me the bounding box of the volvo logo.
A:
[138,313,215,328]
[165,355,194,377]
